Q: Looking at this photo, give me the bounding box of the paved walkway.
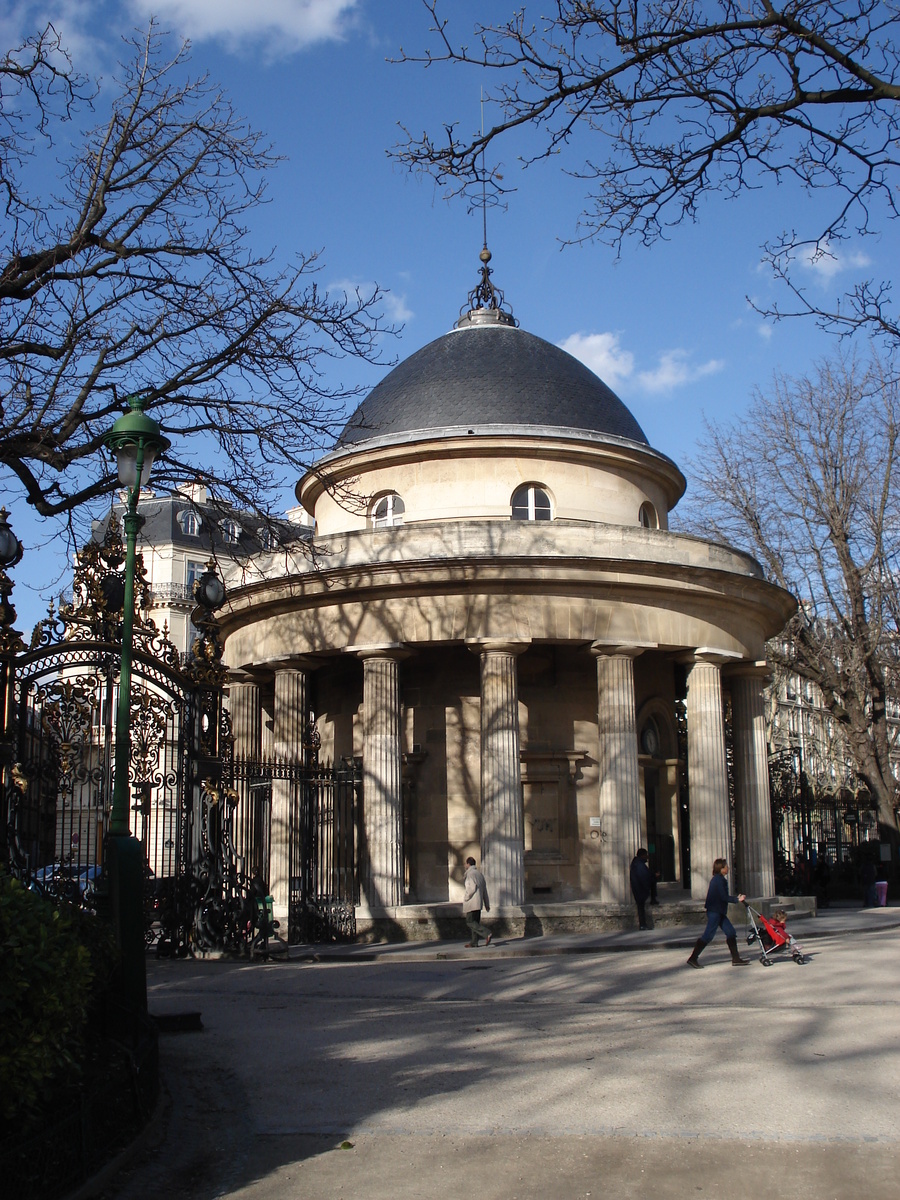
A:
[82,901,900,1200]
[286,899,900,962]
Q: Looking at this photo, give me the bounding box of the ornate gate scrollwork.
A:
[3,513,359,952]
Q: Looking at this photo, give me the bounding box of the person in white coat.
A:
[463,857,492,947]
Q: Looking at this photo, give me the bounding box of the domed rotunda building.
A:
[220,256,795,937]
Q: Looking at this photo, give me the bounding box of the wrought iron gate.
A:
[2,516,360,950]
[228,752,360,943]
[769,749,883,897]
[4,526,195,914]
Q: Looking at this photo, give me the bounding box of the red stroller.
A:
[744,903,809,966]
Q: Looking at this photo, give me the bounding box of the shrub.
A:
[0,872,94,1123]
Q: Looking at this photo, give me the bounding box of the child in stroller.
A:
[745,903,809,965]
[762,907,788,949]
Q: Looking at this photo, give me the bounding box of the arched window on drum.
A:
[511,483,552,521]
[371,493,405,529]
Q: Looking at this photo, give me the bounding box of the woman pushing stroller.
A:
[686,857,750,968]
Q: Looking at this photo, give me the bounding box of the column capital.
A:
[467,638,531,657]
[227,669,263,686]
[262,654,321,673]
[349,643,412,662]
[678,647,743,668]
[724,660,771,683]
[590,640,655,659]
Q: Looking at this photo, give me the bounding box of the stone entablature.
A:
[220,519,792,671]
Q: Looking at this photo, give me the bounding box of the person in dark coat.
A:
[630,848,653,930]
[686,857,749,968]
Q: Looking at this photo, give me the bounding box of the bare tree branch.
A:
[682,351,900,827]
[0,23,396,526]
[395,1,900,339]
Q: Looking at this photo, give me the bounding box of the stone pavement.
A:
[82,903,900,1200]
[286,897,900,962]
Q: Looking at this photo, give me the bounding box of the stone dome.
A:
[338,317,648,449]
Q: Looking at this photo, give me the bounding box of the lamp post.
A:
[102,394,170,1015]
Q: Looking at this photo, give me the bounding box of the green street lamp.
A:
[104,394,171,837]
[102,394,170,1014]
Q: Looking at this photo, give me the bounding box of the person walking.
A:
[462,856,492,947]
[686,857,749,968]
[630,848,653,930]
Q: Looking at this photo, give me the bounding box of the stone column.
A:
[684,654,732,900]
[228,676,261,758]
[730,664,775,898]
[474,640,528,908]
[270,666,311,927]
[226,676,262,878]
[359,647,407,909]
[592,644,644,904]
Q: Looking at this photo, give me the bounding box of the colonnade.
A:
[227,641,775,919]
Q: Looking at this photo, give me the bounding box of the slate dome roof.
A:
[338,318,649,448]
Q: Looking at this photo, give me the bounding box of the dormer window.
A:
[511,484,552,521]
[219,518,241,545]
[639,502,659,530]
[372,493,405,529]
[179,509,202,537]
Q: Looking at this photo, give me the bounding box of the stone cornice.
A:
[218,521,795,637]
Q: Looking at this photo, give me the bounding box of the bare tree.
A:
[0,23,393,529]
[685,352,900,831]
[396,1,900,340]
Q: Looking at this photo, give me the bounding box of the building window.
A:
[372,493,405,528]
[219,518,241,544]
[186,560,206,599]
[179,509,201,537]
[639,501,659,529]
[511,484,552,521]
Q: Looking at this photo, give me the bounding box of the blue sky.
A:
[2,0,894,630]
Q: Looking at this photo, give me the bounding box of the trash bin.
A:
[875,880,888,906]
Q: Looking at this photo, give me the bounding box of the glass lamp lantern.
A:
[104,394,171,488]
[0,508,23,568]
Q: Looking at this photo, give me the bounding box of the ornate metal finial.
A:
[457,243,517,328]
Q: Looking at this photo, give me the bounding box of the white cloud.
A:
[330,278,412,324]
[383,290,412,324]
[0,2,104,69]
[798,240,872,283]
[560,331,723,396]
[636,350,725,394]
[558,331,634,391]
[128,0,362,56]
